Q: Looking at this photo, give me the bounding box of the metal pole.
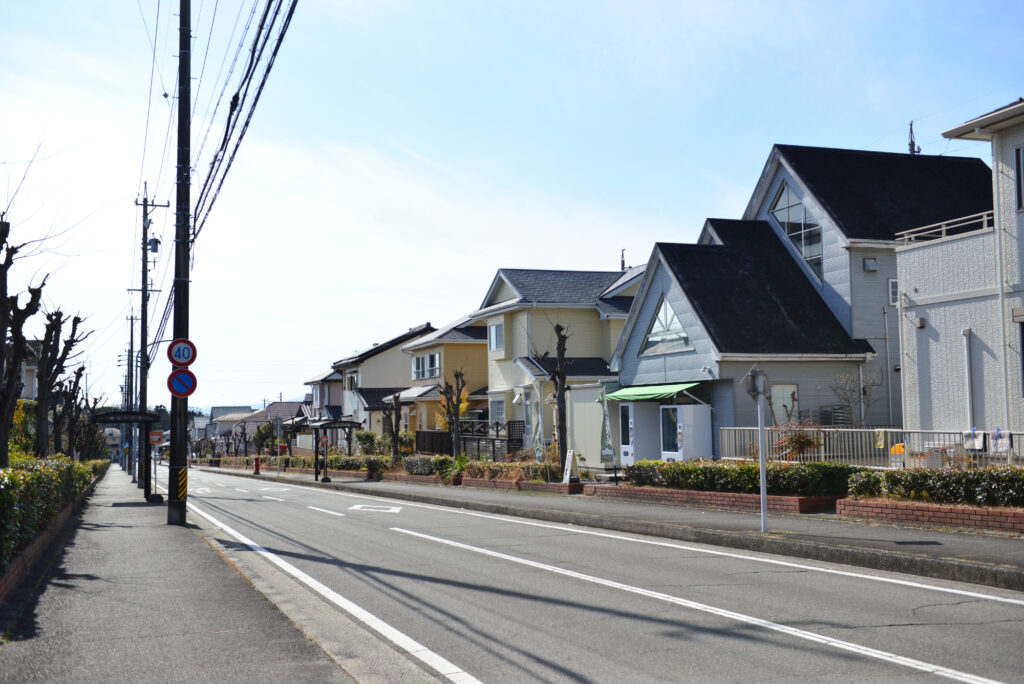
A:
[757,373,768,534]
[168,0,191,525]
[139,189,151,499]
[128,318,136,483]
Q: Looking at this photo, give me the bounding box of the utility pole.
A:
[168,0,191,525]
[127,315,136,482]
[136,183,168,501]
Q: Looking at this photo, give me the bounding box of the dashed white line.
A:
[262,495,285,502]
[235,488,249,493]
[392,527,1000,684]
[308,506,345,517]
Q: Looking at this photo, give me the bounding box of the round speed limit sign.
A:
[167,338,197,367]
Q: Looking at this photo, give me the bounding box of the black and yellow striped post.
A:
[169,465,188,509]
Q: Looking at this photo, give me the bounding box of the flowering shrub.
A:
[848,466,1024,507]
[625,460,865,497]
[0,457,109,573]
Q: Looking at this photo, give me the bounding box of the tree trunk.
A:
[553,324,569,473]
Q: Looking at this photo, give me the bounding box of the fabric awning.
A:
[605,382,698,401]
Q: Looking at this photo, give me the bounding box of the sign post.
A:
[744,364,770,533]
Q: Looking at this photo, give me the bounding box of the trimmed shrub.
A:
[462,460,561,482]
[355,430,377,455]
[403,456,436,475]
[362,456,385,475]
[847,466,1024,507]
[624,460,866,497]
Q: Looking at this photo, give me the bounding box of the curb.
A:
[198,469,1024,592]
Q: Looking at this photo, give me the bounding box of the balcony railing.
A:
[895,211,994,245]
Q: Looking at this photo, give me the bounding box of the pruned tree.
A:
[548,323,569,472]
[60,367,86,460]
[382,391,403,462]
[437,369,467,458]
[0,216,46,467]
[828,368,882,427]
[34,311,88,458]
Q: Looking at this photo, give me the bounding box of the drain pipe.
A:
[993,144,1011,432]
[883,306,894,425]
[963,328,974,429]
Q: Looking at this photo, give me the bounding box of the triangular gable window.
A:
[641,297,693,356]
[770,182,823,280]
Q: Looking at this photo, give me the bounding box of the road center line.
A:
[275,483,1024,607]
[262,495,285,502]
[308,506,345,517]
[182,499,479,684]
[235,488,248,493]
[391,527,1000,684]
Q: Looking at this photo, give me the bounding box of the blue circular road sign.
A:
[167,368,198,398]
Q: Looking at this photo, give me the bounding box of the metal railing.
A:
[720,426,1024,469]
[895,210,993,244]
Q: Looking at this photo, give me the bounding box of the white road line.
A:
[276,483,1024,607]
[235,488,249,493]
[392,528,1001,684]
[262,496,285,502]
[215,483,226,487]
[183,500,479,684]
[308,506,345,517]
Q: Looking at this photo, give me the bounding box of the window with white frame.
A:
[771,182,823,279]
[888,278,899,306]
[641,297,693,356]
[488,322,504,351]
[490,399,505,424]
[413,352,440,379]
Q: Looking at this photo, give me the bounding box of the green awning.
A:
[605,382,698,401]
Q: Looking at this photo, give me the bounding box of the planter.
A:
[461,477,583,494]
[838,498,1024,533]
[582,484,839,513]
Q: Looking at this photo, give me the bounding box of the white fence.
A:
[719,427,1024,469]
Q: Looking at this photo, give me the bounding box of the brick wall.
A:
[837,499,1024,533]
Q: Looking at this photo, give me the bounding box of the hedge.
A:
[848,466,1024,507]
[0,457,109,574]
[463,461,563,482]
[625,460,866,497]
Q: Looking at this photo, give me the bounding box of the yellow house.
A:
[400,316,489,432]
[469,267,645,465]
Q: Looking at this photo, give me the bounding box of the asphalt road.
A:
[167,467,1024,683]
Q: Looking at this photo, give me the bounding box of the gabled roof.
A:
[210,405,254,421]
[305,369,344,384]
[402,315,487,352]
[265,401,304,423]
[333,323,434,369]
[649,221,873,356]
[516,356,614,380]
[356,387,408,411]
[482,269,625,309]
[601,265,646,297]
[752,144,992,242]
[943,97,1024,140]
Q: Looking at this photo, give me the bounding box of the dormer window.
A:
[641,297,693,356]
[771,183,823,280]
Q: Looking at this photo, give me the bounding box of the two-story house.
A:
[467,267,644,463]
[611,144,992,461]
[896,99,1024,438]
[400,315,489,432]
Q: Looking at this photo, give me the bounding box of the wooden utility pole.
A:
[168,0,191,525]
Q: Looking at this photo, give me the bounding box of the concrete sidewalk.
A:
[0,468,365,683]
[214,466,1024,592]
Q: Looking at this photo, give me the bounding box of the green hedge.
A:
[463,461,562,482]
[625,460,866,497]
[0,457,109,574]
[848,466,1024,507]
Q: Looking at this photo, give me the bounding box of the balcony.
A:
[895,210,993,245]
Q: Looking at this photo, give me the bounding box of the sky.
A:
[1,0,1022,412]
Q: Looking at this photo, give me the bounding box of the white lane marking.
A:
[183,500,480,684]
[259,487,290,491]
[215,483,226,487]
[262,496,285,502]
[235,488,249,493]
[308,506,345,517]
[393,528,1000,684]
[348,504,401,513]
[275,483,1024,607]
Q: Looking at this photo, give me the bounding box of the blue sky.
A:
[1,0,1022,409]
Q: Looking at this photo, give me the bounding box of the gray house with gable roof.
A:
[610,144,992,461]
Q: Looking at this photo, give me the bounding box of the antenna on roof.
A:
[908,121,921,155]
[620,249,626,271]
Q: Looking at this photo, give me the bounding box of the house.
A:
[209,406,256,453]
[610,144,993,461]
[207,405,252,442]
[400,315,489,432]
[468,267,645,463]
[896,99,1024,436]
[330,322,435,440]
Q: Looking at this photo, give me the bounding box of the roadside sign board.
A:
[167,338,197,367]
[150,431,163,444]
[167,368,198,398]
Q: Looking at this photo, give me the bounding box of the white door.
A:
[619,403,635,466]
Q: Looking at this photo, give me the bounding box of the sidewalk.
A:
[0,467,355,684]
[216,466,1024,592]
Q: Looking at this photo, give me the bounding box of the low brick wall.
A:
[583,484,839,513]
[837,499,1024,533]
[382,473,443,485]
[462,477,583,494]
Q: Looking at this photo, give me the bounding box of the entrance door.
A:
[619,403,635,466]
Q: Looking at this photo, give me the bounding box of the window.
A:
[641,297,693,356]
[771,384,798,426]
[312,385,321,407]
[490,399,505,424]
[771,182,823,280]
[345,374,357,391]
[619,405,631,446]
[413,352,440,379]
[488,322,504,351]
[660,406,679,454]
[1016,147,1023,212]
[888,278,899,306]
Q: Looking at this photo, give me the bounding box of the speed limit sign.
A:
[167,338,197,367]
